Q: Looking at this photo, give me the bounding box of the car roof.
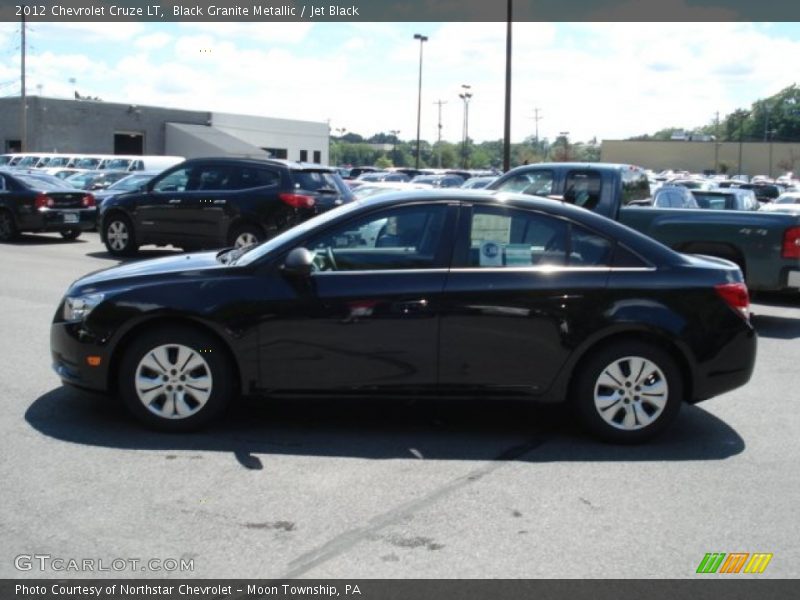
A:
[178,156,336,172]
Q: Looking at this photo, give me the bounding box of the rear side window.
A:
[621,168,651,205]
[466,206,613,268]
[565,171,602,210]
[292,170,346,193]
[228,167,281,190]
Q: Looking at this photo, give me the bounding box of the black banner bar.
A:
[1,580,797,600]
[3,0,800,22]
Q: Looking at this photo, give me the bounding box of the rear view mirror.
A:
[282,247,315,277]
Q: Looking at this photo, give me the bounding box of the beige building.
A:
[600,140,800,176]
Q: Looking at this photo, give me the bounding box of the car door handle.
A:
[397,299,429,314]
[168,198,181,204]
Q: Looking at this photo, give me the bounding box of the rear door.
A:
[439,202,613,393]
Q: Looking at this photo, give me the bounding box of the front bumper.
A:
[50,320,110,393]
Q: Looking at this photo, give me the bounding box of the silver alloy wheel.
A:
[134,344,213,420]
[106,220,129,251]
[234,231,259,249]
[593,355,668,431]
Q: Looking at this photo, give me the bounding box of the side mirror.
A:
[282,247,315,277]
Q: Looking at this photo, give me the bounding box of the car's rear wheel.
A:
[119,327,234,431]
[0,209,19,242]
[573,341,683,443]
[60,228,81,241]
[103,213,138,256]
[228,224,264,249]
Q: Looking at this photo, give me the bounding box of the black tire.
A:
[573,341,683,444]
[103,213,138,256]
[119,326,235,432]
[0,209,19,242]
[227,223,264,249]
[60,228,81,241]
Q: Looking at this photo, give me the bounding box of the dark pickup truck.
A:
[487,163,800,292]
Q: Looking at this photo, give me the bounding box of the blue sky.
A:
[1,21,799,144]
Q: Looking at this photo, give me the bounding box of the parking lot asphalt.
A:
[1,231,798,579]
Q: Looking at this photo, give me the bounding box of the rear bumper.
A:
[690,325,757,403]
[19,207,97,232]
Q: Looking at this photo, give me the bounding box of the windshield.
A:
[233,199,369,266]
[17,156,41,168]
[74,158,102,169]
[104,159,133,170]
[47,157,71,167]
[16,175,73,191]
[65,173,98,188]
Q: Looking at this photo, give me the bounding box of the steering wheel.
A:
[325,246,338,271]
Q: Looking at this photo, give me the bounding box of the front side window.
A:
[304,205,448,272]
[152,167,192,192]
[494,169,554,196]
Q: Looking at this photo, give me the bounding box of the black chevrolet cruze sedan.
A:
[51,191,757,442]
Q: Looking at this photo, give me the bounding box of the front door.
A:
[256,202,457,391]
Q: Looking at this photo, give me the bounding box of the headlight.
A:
[63,293,105,321]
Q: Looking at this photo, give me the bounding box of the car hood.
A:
[71,251,227,292]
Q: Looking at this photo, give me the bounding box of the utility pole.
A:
[714,110,720,172]
[20,11,27,152]
[433,99,447,168]
[502,0,512,172]
[532,107,543,147]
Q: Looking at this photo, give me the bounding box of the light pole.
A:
[413,33,428,170]
[334,127,346,166]
[768,128,777,178]
[433,100,447,168]
[390,129,400,166]
[736,113,748,176]
[459,84,473,168]
[503,0,512,171]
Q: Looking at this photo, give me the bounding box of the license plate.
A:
[788,271,800,288]
[63,212,79,224]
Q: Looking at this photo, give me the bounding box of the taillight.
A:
[82,194,95,208]
[782,227,800,259]
[715,282,750,320]
[279,192,315,209]
[35,193,54,209]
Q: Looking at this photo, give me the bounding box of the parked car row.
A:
[0,153,184,172]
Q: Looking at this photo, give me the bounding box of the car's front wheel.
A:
[573,341,683,444]
[103,213,138,256]
[119,327,235,431]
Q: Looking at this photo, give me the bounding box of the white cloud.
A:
[10,22,800,146]
[134,32,173,51]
